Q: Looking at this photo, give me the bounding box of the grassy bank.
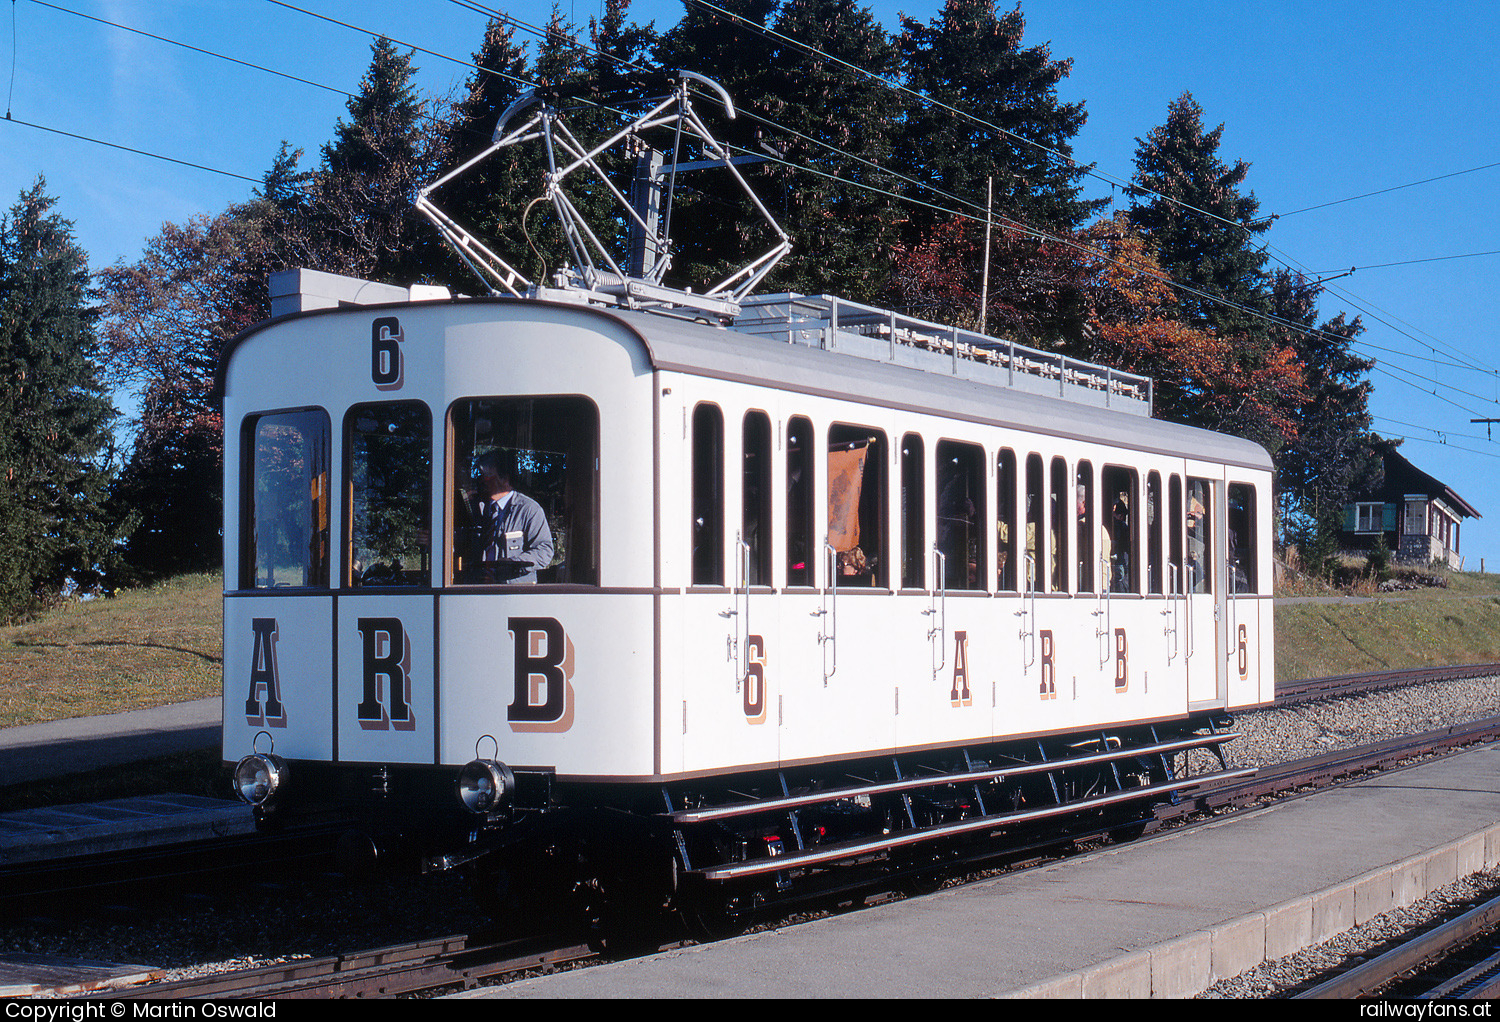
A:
[1276,569,1500,683]
[0,572,221,730]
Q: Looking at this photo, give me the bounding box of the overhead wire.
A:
[20,0,1500,421]
[666,0,1500,406]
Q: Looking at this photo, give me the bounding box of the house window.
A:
[1404,498,1426,537]
[1355,502,1384,534]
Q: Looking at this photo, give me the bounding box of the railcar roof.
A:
[224,295,1273,474]
[605,303,1273,474]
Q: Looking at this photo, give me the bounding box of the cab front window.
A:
[449,396,598,585]
[241,409,330,589]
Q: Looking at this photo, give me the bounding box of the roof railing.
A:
[733,293,1153,416]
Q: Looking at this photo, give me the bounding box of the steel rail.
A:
[1276,662,1500,706]
[87,935,596,1000]
[1294,893,1500,999]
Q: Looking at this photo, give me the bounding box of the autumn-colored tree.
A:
[97,210,274,579]
[1075,214,1305,448]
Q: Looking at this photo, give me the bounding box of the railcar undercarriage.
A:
[444,715,1255,947]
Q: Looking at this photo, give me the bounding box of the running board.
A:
[669,732,1240,825]
[689,766,1258,881]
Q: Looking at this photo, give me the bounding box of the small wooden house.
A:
[1340,445,1480,568]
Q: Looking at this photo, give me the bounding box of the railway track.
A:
[1275,662,1500,706]
[14,663,1500,999]
[1294,892,1500,999]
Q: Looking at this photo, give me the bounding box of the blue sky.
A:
[6,1,1500,567]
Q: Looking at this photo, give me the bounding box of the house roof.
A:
[1381,444,1482,519]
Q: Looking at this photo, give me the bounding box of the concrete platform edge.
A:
[1000,823,1500,999]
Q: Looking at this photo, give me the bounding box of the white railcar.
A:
[224,277,1270,931]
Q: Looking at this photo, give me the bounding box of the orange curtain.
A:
[827,447,868,552]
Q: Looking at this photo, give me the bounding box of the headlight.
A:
[234,753,286,807]
[457,759,514,814]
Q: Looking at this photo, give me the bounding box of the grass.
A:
[1275,565,1500,683]
[0,571,222,730]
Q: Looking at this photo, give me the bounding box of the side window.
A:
[346,402,431,587]
[900,433,925,589]
[997,448,1017,591]
[829,424,886,587]
[1187,477,1213,594]
[1076,460,1094,593]
[1025,453,1044,592]
[743,410,772,586]
[242,409,331,589]
[690,403,724,586]
[1169,475,1183,595]
[1228,483,1257,594]
[786,416,815,586]
[449,396,597,585]
[1146,471,1163,594]
[1049,457,1070,593]
[1102,465,1139,593]
[936,439,986,590]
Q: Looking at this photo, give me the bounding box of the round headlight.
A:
[234,753,286,807]
[457,759,514,814]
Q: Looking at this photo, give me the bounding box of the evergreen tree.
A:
[0,179,123,617]
[892,1,1104,336]
[651,0,781,294]
[1127,91,1271,335]
[1268,269,1379,549]
[309,37,439,284]
[427,17,543,287]
[898,0,1104,237]
[756,0,904,302]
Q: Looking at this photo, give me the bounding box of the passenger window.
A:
[1025,453,1044,592]
[743,411,772,586]
[828,424,886,587]
[449,396,597,585]
[937,439,986,590]
[1146,471,1163,594]
[997,449,1017,591]
[1169,475,1183,595]
[1228,483,1257,594]
[1076,461,1094,593]
[786,416,815,586]
[1187,478,1212,594]
[242,409,331,589]
[1102,465,1139,593]
[900,433,925,589]
[1050,457,1069,593]
[690,403,724,586]
[346,402,431,587]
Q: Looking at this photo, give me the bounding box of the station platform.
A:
[466,743,1500,999]
[0,697,221,787]
[0,698,249,866]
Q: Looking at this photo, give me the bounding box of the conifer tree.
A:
[428,17,542,287]
[898,0,1104,237]
[756,0,904,302]
[310,36,438,284]
[0,179,122,616]
[1267,269,1379,548]
[1127,91,1271,335]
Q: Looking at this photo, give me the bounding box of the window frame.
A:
[240,406,332,591]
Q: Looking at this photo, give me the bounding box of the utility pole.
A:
[980,176,992,335]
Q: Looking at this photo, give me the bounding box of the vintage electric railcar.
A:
[224,277,1270,929]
